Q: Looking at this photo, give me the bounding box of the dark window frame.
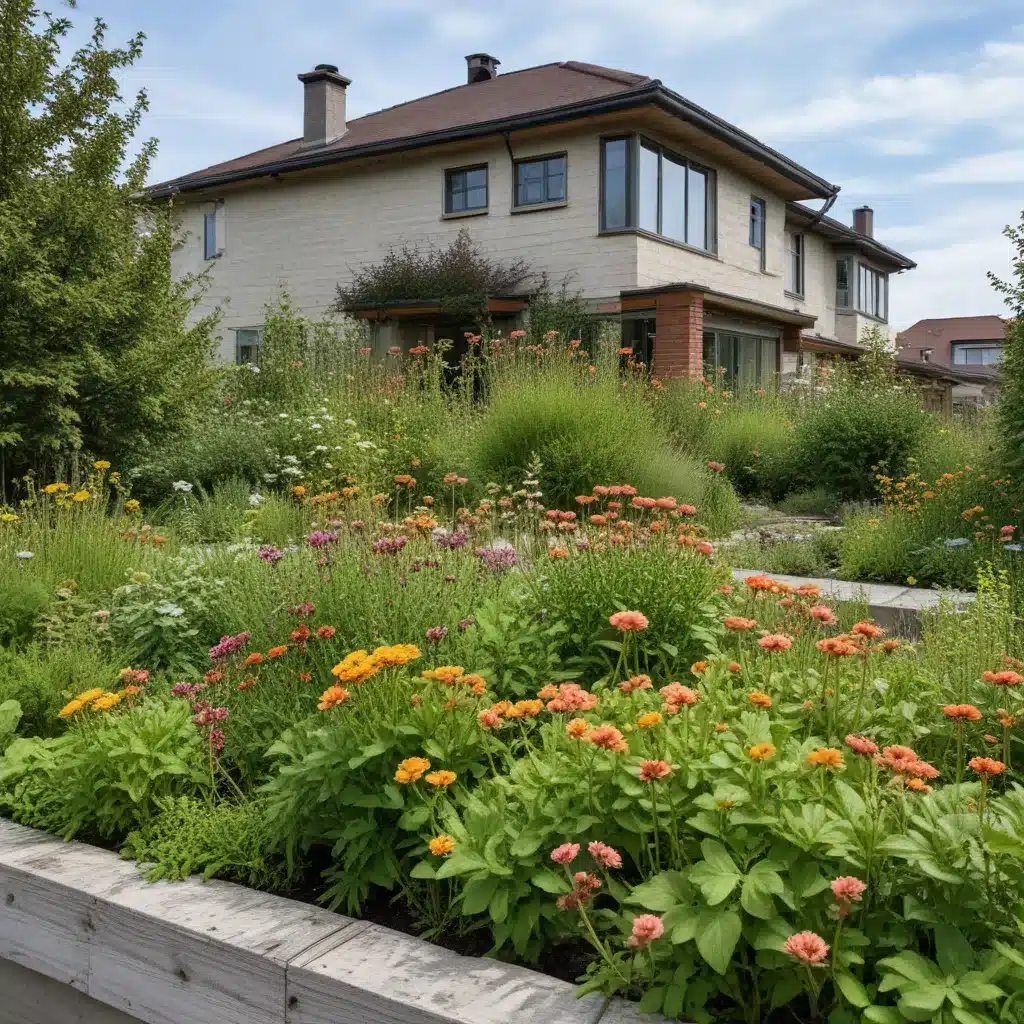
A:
[784,230,804,297]
[203,204,221,260]
[856,262,888,322]
[952,342,1003,366]
[599,134,717,255]
[749,196,766,269]
[835,256,852,308]
[235,327,264,365]
[443,163,489,216]
[512,152,568,209]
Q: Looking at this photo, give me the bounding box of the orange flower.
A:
[243,652,264,666]
[745,574,777,591]
[727,661,741,673]
[969,756,1005,776]
[316,624,337,640]
[507,699,543,719]
[237,677,256,691]
[748,743,776,761]
[538,684,560,700]
[639,759,672,781]
[477,709,502,729]
[905,778,931,793]
[850,620,884,640]
[943,704,982,721]
[982,669,1024,687]
[425,770,457,787]
[422,665,465,686]
[714,722,729,733]
[690,661,709,676]
[429,835,455,856]
[298,672,312,682]
[758,633,793,652]
[806,747,844,770]
[588,724,629,752]
[318,684,351,710]
[394,756,431,783]
[291,623,311,642]
[747,691,772,709]
[816,637,858,657]
[724,617,757,631]
[609,610,649,632]
[636,711,662,729]
[808,605,836,624]
[267,645,288,659]
[566,717,590,738]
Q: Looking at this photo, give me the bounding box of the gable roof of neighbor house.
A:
[895,355,997,386]
[785,202,916,271]
[897,315,1008,350]
[147,60,838,200]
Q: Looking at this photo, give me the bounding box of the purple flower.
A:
[576,539,590,551]
[192,705,230,727]
[171,682,199,699]
[425,625,448,644]
[208,631,251,662]
[372,535,408,555]
[208,728,226,753]
[258,545,284,564]
[475,541,518,573]
[432,527,469,550]
[307,530,339,548]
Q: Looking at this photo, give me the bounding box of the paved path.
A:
[730,569,974,637]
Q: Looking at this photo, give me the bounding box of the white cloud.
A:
[865,138,934,157]
[921,148,1024,184]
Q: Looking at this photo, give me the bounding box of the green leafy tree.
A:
[0,0,218,487]
[990,210,1024,479]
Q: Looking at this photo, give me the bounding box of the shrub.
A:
[0,573,50,646]
[991,210,1024,478]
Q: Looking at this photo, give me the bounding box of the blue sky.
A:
[73,0,1024,327]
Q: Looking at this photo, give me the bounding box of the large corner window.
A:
[835,257,851,308]
[857,264,888,320]
[600,136,714,252]
[514,154,566,207]
[235,327,264,365]
[444,165,488,214]
[784,231,803,296]
[703,329,779,388]
[952,342,1002,366]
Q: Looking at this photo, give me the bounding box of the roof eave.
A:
[785,202,916,270]
[147,81,836,200]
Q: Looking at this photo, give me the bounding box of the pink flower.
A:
[628,914,665,948]
[831,876,866,904]
[574,871,601,891]
[844,734,878,757]
[783,931,830,965]
[587,841,623,869]
[550,843,580,865]
[609,610,649,632]
[808,605,837,624]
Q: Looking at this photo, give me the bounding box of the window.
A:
[952,343,1003,366]
[857,264,887,320]
[235,328,263,365]
[600,135,714,251]
[621,316,656,365]
[749,197,765,248]
[203,207,220,260]
[514,154,566,207]
[835,258,851,308]
[702,329,779,387]
[444,165,488,214]
[784,231,803,295]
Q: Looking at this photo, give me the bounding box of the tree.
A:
[989,211,1024,479]
[0,0,218,490]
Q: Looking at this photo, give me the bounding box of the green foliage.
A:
[0,1,218,480]
[0,700,22,752]
[991,209,1024,480]
[0,572,50,645]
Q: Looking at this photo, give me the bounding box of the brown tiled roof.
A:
[897,315,1008,347]
[147,60,836,199]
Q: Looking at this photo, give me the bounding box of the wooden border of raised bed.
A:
[0,819,664,1024]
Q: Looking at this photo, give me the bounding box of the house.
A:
[896,315,1006,407]
[151,54,916,381]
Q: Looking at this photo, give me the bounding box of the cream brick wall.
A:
[172,130,638,363]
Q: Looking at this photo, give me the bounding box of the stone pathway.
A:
[730,569,975,637]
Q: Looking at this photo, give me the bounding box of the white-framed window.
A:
[784,231,803,296]
[203,200,224,259]
[857,263,888,320]
[952,343,1002,366]
[235,327,263,365]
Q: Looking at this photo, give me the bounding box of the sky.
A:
[68,0,1024,328]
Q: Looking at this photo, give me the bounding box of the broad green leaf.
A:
[897,984,949,1020]
[877,951,945,986]
[934,923,974,976]
[752,916,793,953]
[863,1007,905,1024]
[834,970,870,1008]
[625,870,691,911]
[434,850,489,879]
[462,876,499,915]
[788,860,830,900]
[955,976,1004,1003]
[663,983,686,1018]
[638,987,665,1013]
[695,908,741,975]
[740,861,784,920]
[397,806,430,830]
[409,861,436,880]
[489,886,509,924]
[769,973,803,1011]
[993,940,1024,970]
[530,869,569,894]
[951,1007,995,1024]
[691,842,741,906]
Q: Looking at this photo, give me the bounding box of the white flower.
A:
[248,364,260,374]
[172,480,193,493]
[310,423,323,430]
[282,455,299,464]
[15,551,33,559]
[324,462,333,469]
[323,414,334,421]
[279,413,290,419]
[344,418,357,427]
[156,602,185,617]
[249,493,264,507]
[356,440,375,450]
[263,473,278,483]
[315,445,328,452]
[281,466,303,477]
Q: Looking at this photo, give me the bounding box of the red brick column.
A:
[653,291,705,378]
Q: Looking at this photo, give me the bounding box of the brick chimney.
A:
[466,53,500,84]
[297,63,351,147]
[853,206,874,237]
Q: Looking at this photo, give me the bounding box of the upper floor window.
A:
[952,342,1002,366]
[600,136,714,252]
[749,197,765,262]
[203,202,223,260]
[514,154,566,207]
[857,264,887,320]
[235,327,263,365]
[836,258,851,308]
[444,165,488,214]
[784,231,803,296]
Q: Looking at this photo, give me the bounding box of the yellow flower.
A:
[636,711,663,729]
[806,747,844,770]
[93,461,111,471]
[58,699,85,718]
[1,513,18,523]
[72,489,90,503]
[906,576,917,586]
[331,650,380,685]
[124,499,141,514]
[566,718,590,738]
[425,770,457,787]
[318,685,351,711]
[421,665,464,685]
[394,756,431,784]
[75,688,105,704]
[429,835,455,856]
[293,485,307,497]
[43,482,67,494]
[91,692,122,711]
[748,743,776,762]
[373,643,421,667]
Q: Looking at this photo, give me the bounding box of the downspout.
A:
[806,185,841,228]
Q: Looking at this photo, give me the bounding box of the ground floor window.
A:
[702,329,778,387]
[621,316,656,365]
[235,327,263,364]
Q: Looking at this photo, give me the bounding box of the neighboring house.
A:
[151,54,916,381]
[896,316,1007,407]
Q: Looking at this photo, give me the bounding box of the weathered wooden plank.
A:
[287,922,605,1024]
[0,957,139,1024]
[87,876,360,1024]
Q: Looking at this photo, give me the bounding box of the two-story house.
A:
[151,54,916,382]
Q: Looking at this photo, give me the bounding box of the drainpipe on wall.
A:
[805,185,842,228]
